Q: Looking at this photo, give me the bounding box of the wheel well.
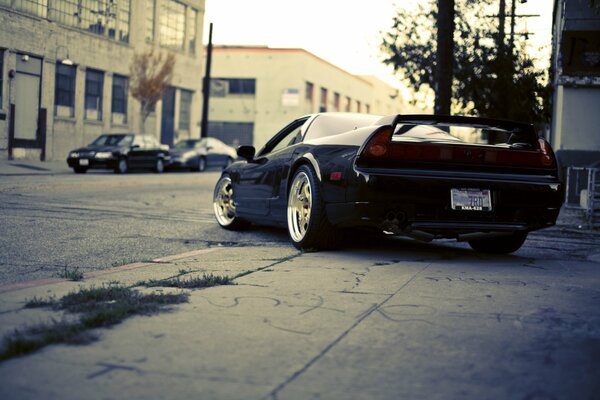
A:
[287,158,320,196]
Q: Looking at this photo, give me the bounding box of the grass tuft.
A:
[0,285,188,362]
[140,273,234,289]
[56,265,84,281]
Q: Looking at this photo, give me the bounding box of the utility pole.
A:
[434,0,454,116]
[498,0,506,59]
[200,23,213,139]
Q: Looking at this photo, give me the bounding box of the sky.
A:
[202,0,554,90]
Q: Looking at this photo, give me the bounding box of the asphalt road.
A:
[0,169,288,286]
[1,167,599,286]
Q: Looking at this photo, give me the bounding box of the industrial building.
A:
[205,46,406,149]
[551,0,600,166]
[0,2,406,161]
[0,0,206,161]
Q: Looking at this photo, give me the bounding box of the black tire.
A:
[287,165,336,251]
[468,232,528,254]
[193,156,206,172]
[213,174,249,230]
[73,166,87,174]
[114,159,128,174]
[154,158,165,173]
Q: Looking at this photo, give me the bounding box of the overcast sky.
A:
[202,0,554,89]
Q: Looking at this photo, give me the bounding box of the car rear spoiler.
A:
[375,114,536,136]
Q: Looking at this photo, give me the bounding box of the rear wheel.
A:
[213,175,248,230]
[114,159,128,174]
[468,232,528,254]
[287,165,336,251]
[73,166,87,174]
[154,158,165,173]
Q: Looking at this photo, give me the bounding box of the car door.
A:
[234,118,308,219]
[127,135,146,168]
[206,138,225,167]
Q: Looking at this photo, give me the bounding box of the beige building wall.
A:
[0,0,206,161]
[208,46,406,149]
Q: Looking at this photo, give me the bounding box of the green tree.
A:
[129,49,176,134]
[381,0,550,127]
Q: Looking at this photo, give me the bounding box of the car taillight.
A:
[361,127,393,159]
[358,127,557,170]
[538,138,557,168]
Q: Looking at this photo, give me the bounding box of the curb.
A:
[0,248,222,294]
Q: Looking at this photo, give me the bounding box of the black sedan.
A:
[67,133,170,174]
[213,113,564,253]
[169,138,237,171]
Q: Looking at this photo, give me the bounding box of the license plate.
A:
[451,188,492,211]
[79,159,89,166]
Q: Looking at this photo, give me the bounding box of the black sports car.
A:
[213,113,564,253]
[67,133,170,174]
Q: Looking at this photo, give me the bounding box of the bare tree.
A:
[129,49,176,134]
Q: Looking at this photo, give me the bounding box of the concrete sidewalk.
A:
[0,159,71,176]
[0,239,599,400]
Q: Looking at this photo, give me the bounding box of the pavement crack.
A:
[265,263,432,400]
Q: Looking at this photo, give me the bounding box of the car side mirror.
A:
[237,145,255,161]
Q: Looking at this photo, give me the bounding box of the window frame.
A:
[85,68,104,121]
[111,74,128,124]
[54,62,76,118]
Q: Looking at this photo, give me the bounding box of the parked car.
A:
[67,133,170,174]
[169,137,237,171]
[213,113,564,253]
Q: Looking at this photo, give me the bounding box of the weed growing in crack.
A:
[139,273,234,289]
[56,265,84,281]
[111,258,153,267]
[0,284,188,362]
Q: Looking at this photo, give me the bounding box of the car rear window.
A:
[393,123,537,148]
[303,114,381,141]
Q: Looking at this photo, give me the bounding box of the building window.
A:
[305,81,314,102]
[187,8,197,54]
[111,74,128,124]
[211,78,256,96]
[320,88,328,112]
[333,92,340,111]
[54,63,76,118]
[117,0,131,42]
[85,69,104,121]
[366,104,371,114]
[228,78,255,95]
[41,0,132,43]
[146,0,155,42]
[179,90,192,130]
[356,100,362,113]
[12,0,47,18]
[160,0,186,50]
[345,96,351,112]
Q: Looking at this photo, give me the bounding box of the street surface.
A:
[0,169,287,285]
[0,164,599,399]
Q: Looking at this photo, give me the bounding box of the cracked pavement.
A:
[0,241,599,400]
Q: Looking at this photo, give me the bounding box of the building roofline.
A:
[207,45,372,85]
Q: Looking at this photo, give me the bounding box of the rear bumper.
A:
[325,169,563,238]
